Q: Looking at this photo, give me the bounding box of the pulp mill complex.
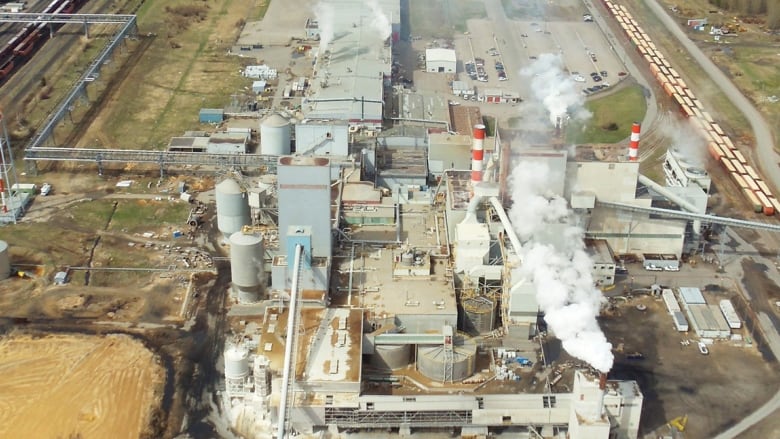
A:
[1,0,778,438]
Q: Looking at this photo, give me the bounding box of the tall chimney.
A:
[471,124,486,185]
[628,122,640,161]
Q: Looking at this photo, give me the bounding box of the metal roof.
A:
[303,0,398,123]
[425,48,456,63]
[679,287,706,305]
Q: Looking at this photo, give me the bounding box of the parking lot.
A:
[406,0,630,127]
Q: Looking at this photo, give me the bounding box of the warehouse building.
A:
[425,48,457,73]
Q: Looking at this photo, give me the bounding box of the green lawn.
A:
[109,200,192,234]
[566,85,647,144]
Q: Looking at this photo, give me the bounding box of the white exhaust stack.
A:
[471,124,486,186]
[628,122,640,161]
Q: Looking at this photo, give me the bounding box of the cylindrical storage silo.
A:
[462,296,496,335]
[229,231,265,303]
[417,335,477,382]
[0,241,9,281]
[216,179,250,239]
[224,345,250,380]
[371,344,412,370]
[260,113,291,155]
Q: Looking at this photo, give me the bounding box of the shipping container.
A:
[676,78,688,89]
[731,159,746,175]
[708,142,725,160]
[683,96,695,108]
[769,197,780,215]
[673,311,689,332]
[691,107,703,119]
[722,136,734,149]
[663,82,676,96]
[662,289,681,314]
[756,180,772,197]
[711,123,725,136]
[701,111,714,123]
[755,190,775,215]
[681,105,695,118]
[742,174,760,192]
[667,67,681,79]
[692,99,704,110]
[719,300,741,329]
[730,172,748,189]
[721,157,737,173]
[743,163,759,179]
[743,187,763,213]
[720,144,735,160]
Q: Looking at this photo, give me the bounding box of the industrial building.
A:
[425,48,457,73]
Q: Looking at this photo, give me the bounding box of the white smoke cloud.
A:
[508,160,614,373]
[520,53,591,126]
[664,118,707,166]
[367,0,392,41]
[313,2,335,52]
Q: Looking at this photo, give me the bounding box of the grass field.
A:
[77,0,256,150]
[621,0,776,151]
[566,85,647,144]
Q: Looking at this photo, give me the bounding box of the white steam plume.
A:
[520,53,591,126]
[508,160,614,373]
[313,2,335,52]
[366,0,392,41]
[664,118,707,166]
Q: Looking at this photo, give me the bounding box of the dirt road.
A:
[640,0,779,191]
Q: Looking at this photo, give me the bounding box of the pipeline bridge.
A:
[8,13,139,158]
[24,147,281,176]
[596,200,780,233]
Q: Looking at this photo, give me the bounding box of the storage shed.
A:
[426,48,456,73]
[199,108,224,124]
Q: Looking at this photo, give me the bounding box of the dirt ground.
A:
[0,332,164,439]
[602,294,779,438]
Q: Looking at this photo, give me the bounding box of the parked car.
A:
[40,183,52,196]
[498,71,507,81]
[626,352,645,360]
[697,342,709,355]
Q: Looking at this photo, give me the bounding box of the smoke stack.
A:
[599,372,607,390]
[628,122,640,161]
[471,124,486,186]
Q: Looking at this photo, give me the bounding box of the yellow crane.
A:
[668,414,688,432]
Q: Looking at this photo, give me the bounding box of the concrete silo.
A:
[224,344,250,396]
[0,240,9,280]
[462,296,496,335]
[229,231,265,303]
[216,179,250,239]
[260,113,291,155]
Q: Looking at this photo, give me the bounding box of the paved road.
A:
[640,0,779,191]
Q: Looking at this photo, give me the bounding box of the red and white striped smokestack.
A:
[471,124,486,185]
[628,122,640,161]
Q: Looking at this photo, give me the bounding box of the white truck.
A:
[40,183,52,196]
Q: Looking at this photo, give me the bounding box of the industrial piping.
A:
[277,244,303,439]
[637,174,702,233]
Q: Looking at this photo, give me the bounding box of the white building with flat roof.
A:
[426,48,456,73]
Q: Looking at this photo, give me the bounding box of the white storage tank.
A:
[229,231,265,303]
[260,113,291,155]
[216,179,250,239]
[224,344,250,380]
[0,240,9,280]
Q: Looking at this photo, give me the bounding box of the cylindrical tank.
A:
[216,179,250,239]
[462,296,496,335]
[224,345,250,380]
[400,250,414,266]
[229,231,265,303]
[260,113,291,155]
[417,335,477,382]
[0,240,9,280]
[371,344,412,370]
